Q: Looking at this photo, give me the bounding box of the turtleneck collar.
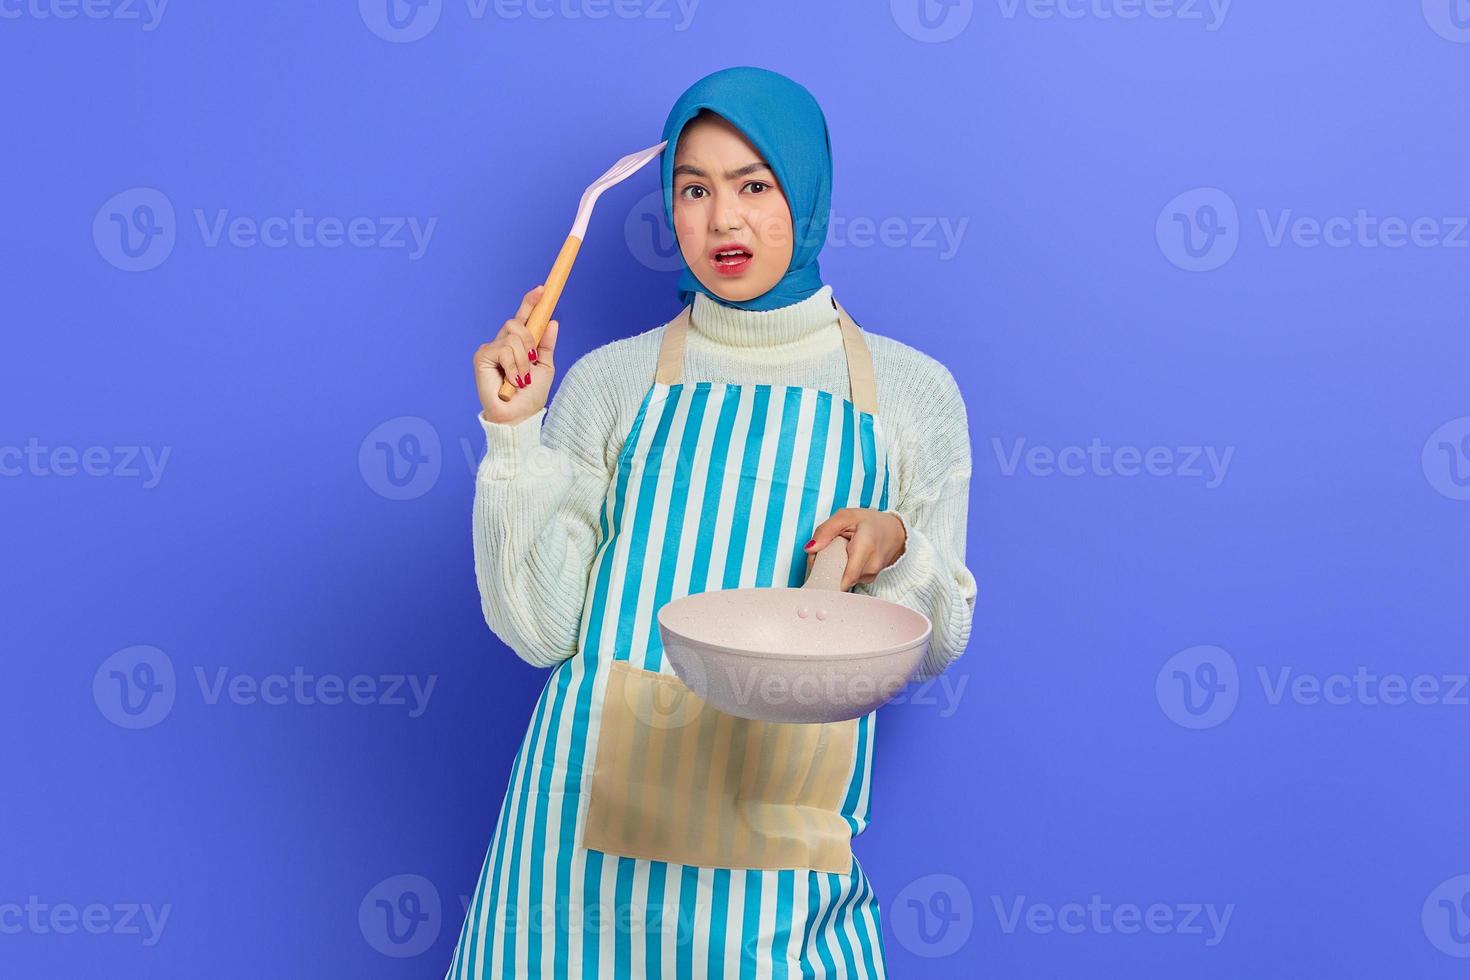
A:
[689,284,839,351]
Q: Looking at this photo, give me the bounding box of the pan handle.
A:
[804,536,850,592]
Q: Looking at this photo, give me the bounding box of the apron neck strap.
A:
[653,296,880,417]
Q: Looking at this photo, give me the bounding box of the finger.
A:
[497,347,527,391]
[841,535,878,591]
[805,509,855,554]
[535,316,559,361]
[504,319,537,356]
[473,341,497,372]
[503,335,530,387]
[514,283,546,324]
[507,318,556,369]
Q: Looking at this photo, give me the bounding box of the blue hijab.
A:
[659,66,833,312]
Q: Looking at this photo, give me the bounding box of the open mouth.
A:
[710,245,754,275]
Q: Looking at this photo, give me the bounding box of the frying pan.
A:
[657,537,932,724]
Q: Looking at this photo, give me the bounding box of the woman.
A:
[450,65,977,979]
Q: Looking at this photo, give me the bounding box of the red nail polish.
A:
[528,348,538,363]
[805,539,815,550]
[514,375,523,388]
[522,373,531,386]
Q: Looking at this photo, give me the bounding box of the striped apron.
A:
[449,296,892,979]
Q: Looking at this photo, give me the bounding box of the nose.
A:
[710,190,742,234]
[712,210,742,234]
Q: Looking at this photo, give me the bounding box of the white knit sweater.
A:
[472,284,977,681]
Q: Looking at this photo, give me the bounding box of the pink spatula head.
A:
[498,139,668,402]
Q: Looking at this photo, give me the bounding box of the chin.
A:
[687,268,781,304]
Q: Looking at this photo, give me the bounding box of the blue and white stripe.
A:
[450,378,893,979]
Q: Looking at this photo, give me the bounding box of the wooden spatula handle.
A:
[497,233,583,402]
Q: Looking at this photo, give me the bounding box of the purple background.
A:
[5,2,1470,977]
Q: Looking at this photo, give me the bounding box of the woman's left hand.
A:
[804,508,908,591]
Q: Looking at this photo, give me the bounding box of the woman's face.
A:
[671,113,795,303]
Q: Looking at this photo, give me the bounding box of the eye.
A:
[678,184,708,200]
[744,181,770,194]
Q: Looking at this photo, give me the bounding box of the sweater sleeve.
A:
[471,354,617,668]
[854,363,978,681]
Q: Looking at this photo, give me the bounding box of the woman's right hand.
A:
[475,284,559,425]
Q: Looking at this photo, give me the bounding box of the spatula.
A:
[497,139,670,402]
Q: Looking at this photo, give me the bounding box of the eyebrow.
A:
[672,161,774,181]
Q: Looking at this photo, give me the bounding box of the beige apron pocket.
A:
[583,659,857,874]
